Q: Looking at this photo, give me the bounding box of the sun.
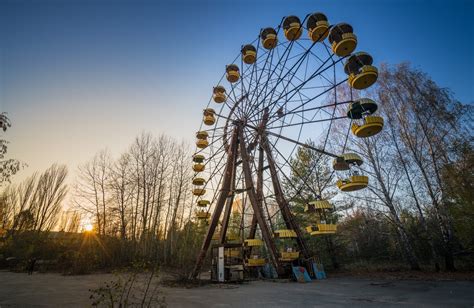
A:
[83,223,94,232]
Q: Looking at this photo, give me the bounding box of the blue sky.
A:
[1,0,473,182]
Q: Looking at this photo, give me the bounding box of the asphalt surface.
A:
[0,271,473,307]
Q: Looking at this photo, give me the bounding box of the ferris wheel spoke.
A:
[260,44,327,109]
[243,43,278,115]
[245,39,300,115]
[264,57,342,119]
[294,40,326,63]
[283,93,347,202]
[265,76,347,128]
[247,53,342,121]
[268,115,347,130]
[246,47,313,118]
[280,100,352,117]
[270,141,325,203]
[245,121,339,158]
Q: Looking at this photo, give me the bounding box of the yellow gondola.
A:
[337,175,369,192]
[193,188,206,196]
[193,154,205,163]
[226,233,239,241]
[241,44,257,64]
[305,200,332,212]
[243,239,263,246]
[203,108,216,126]
[244,238,266,267]
[196,131,208,139]
[283,15,302,41]
[274,229,297,238]
[280,251,300,261]
[343,153,363,166]
[328,23,357,57]
[306,224,337,235]
[245,258,266,267]
[193,163,205,172]
[344,52,378,89]
[197,200,210,207]
[196,139,208,149]
[192,177,206,186]
[261,27,278,49]
[333,156,350,171]
[333,153,363,171]
[351,115,384,138]
[213,86,226,103]
[226,64,240,83]
[307,12,329,42]
[196,131,209,149]
[347,98,378,119]
[196,210,210,219]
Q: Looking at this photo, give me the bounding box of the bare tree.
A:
[30,164,68,232]
[1,164,67,235]
[109,153,134,240]
[75,150,111,235]
[376,63,463,270]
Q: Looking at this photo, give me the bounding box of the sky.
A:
[1,0,473,184]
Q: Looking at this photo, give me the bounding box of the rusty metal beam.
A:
[245,144,264,258]
[219,151,237,244]
[261,133,311,260]
[238,126,284,275]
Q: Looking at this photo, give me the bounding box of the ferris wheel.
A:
[190,12,384,279]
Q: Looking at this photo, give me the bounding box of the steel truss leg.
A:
[245,144,264,258]
[238,127,284,275]
[261,134,311,260]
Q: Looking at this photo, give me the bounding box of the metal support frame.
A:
[192,120,315,278]
[238,126,284,275]
[261,133,311,259]
[219,147,237,244]
[245,143,264,258]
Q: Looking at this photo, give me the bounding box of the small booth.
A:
[211,243,244,282]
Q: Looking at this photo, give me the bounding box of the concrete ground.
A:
[0,270,473,307]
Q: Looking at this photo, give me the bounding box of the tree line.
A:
[0,63,472,274]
